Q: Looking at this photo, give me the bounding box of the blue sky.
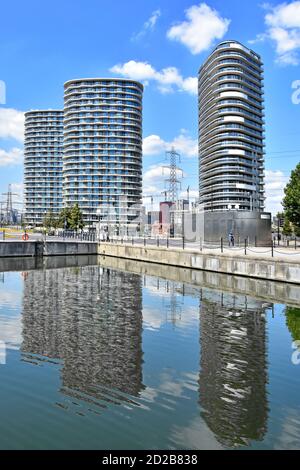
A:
[0,0,299,214]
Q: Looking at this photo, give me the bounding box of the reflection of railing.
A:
[101,236,300,258]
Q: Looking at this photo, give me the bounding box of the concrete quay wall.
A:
[0,241,97,258]
[99,255,300,307]
[98,243,300,285]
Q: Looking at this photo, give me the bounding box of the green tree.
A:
[276,212,284,224]
[43,210,58,231]
[294,225,300,237]
[283,163,300,232]
[285,307,300,342]
[69,203,84,230]
[282,218,292,236]
[57,207,72,229]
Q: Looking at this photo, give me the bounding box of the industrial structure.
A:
[162,147,183,203]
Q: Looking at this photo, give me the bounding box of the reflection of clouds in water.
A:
[0,285,22,349]
[141,369,198,409]
[140,386,159,409]
[158,372,186,399]
[158,369,197,399]
[0,290,22,309]
[274,409,300,450]
[0,314,22,349]
[171,416,223,450]
[143,276,200,331]
[143,304,198,331]
[142,306,166,331]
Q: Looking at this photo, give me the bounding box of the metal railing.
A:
[0,230,97,242]
[58,230,96,242]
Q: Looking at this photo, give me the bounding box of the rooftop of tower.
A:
[63,77,144,90]
[199,40,262,74]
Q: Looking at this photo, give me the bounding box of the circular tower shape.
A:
[24,110,64,226]
[198,41,265,212]
[63,78,143,228]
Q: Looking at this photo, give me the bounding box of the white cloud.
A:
[110,60,197,95]
[0,147,23,167]
[167,3,230,55]
[0,108,24,142]
[250,2,300,65]
[143,135,165,155]
[0,80,6,104]
[143,131,198,157]
[143,164,168,184]
[132,9,161,41]
[142,162,186,209]
[147,9,161,29]
[11,182,24,203]
[179,189,199,200]
[11,182,23,192]
[172,132,198,157]
[265,169,289,214]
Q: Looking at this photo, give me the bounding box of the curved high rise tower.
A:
[63,78,143,228]
[199,41,265,212]
[24,110,63,225]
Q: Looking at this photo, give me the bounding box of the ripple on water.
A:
[0,262,299,449]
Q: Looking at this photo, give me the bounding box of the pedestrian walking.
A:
[228,231,235,247]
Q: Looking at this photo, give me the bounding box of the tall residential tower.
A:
[199,41,265,212]
[63,78,143,228]
[24,110,63,225]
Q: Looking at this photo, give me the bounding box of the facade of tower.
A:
[63,78,143,228]
[198,41,265,212]
[24,110,63,225]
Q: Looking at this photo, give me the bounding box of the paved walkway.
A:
[1,235,300,263]
[198,245,300,262]
[105,238,300,263]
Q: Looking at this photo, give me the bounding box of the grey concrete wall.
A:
[43,242,97,256]
[0,242,36,257]
[0,254,98,272]
[99,255,300,307]
[181,211,272,246]
[98,243,300,285]
[204,211,272,246]
[0,241,97,258]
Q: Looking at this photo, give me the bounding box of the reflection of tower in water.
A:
[21,266,144,407]
[143,276,184,326]
[163,280,184,326]
[199,290,269,448]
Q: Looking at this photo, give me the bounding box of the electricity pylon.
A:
[162,147,183,203]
